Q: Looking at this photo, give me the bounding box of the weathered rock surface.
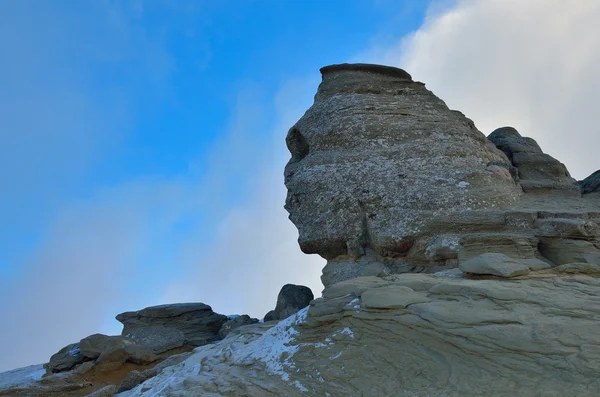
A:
[579,170,600,194]
[45,343,86,373]
[116,303,228,346]
[117,352,192,393]
[459,252,530,277]
[283,64,600,286]
[218,315,259,339]
[117,272,600,397]
[284,63,521,267]
[124,326,185,354]
[488,126,579,195]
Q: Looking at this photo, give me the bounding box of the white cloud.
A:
[374,0,600,180]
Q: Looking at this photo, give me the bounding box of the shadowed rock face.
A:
[284,63,520,263]
[285,63,600,287]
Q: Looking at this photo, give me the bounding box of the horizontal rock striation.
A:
[284,63,600,286]
[116,303,228,346]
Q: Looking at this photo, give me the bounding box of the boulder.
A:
[459,253,531,278]
[218,315,259,339]
[124,326,185,354]
[270,284,314,321]
[116,303,228,346]
[579,170,600,194]
[46,342,86,373]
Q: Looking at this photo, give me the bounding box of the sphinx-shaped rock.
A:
[284,64,520,266]
[284,63,600,286]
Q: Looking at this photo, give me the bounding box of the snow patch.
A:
[0,364,45,391]
[333,327,355,339]
[294,380,308,392]
[457,181,470,188]
[346,298,361,309]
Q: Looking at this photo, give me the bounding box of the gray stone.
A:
[79,334,136,360]
[263,310,276,322]
[218,315,259,339]
[116,303,228,346]
[579,170,600,194]
[539,238,600,265]
[459,253,531,278]
[46,342,86,373]
[125,326,185,354]
[488,126,579,195]
[272,284,314,320]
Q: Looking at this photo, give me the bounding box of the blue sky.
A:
[0,0,430,371]
[2,0,600,372]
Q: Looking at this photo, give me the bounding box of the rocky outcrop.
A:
[218,315,259,339]
[116,303,228,346]
[46,343,85,373]
[117,270,600,397]
[488,126,579,195]
[284,63,600,286]
[579,170,600,194]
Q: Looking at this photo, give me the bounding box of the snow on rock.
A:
[0,364,45,391]
[118,307,312,396]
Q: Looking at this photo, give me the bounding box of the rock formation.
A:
[116,303,228,346]
[284,63,600,287]
[2,63,600,397]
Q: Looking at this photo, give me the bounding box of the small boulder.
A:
[46,343,86,373]
[266,284,314,321]
[218,315,259,338]
[125,326,185,354]
[459,253,531,278]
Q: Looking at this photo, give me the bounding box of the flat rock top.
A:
[117,303,213,320]
[320,63,413,80]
